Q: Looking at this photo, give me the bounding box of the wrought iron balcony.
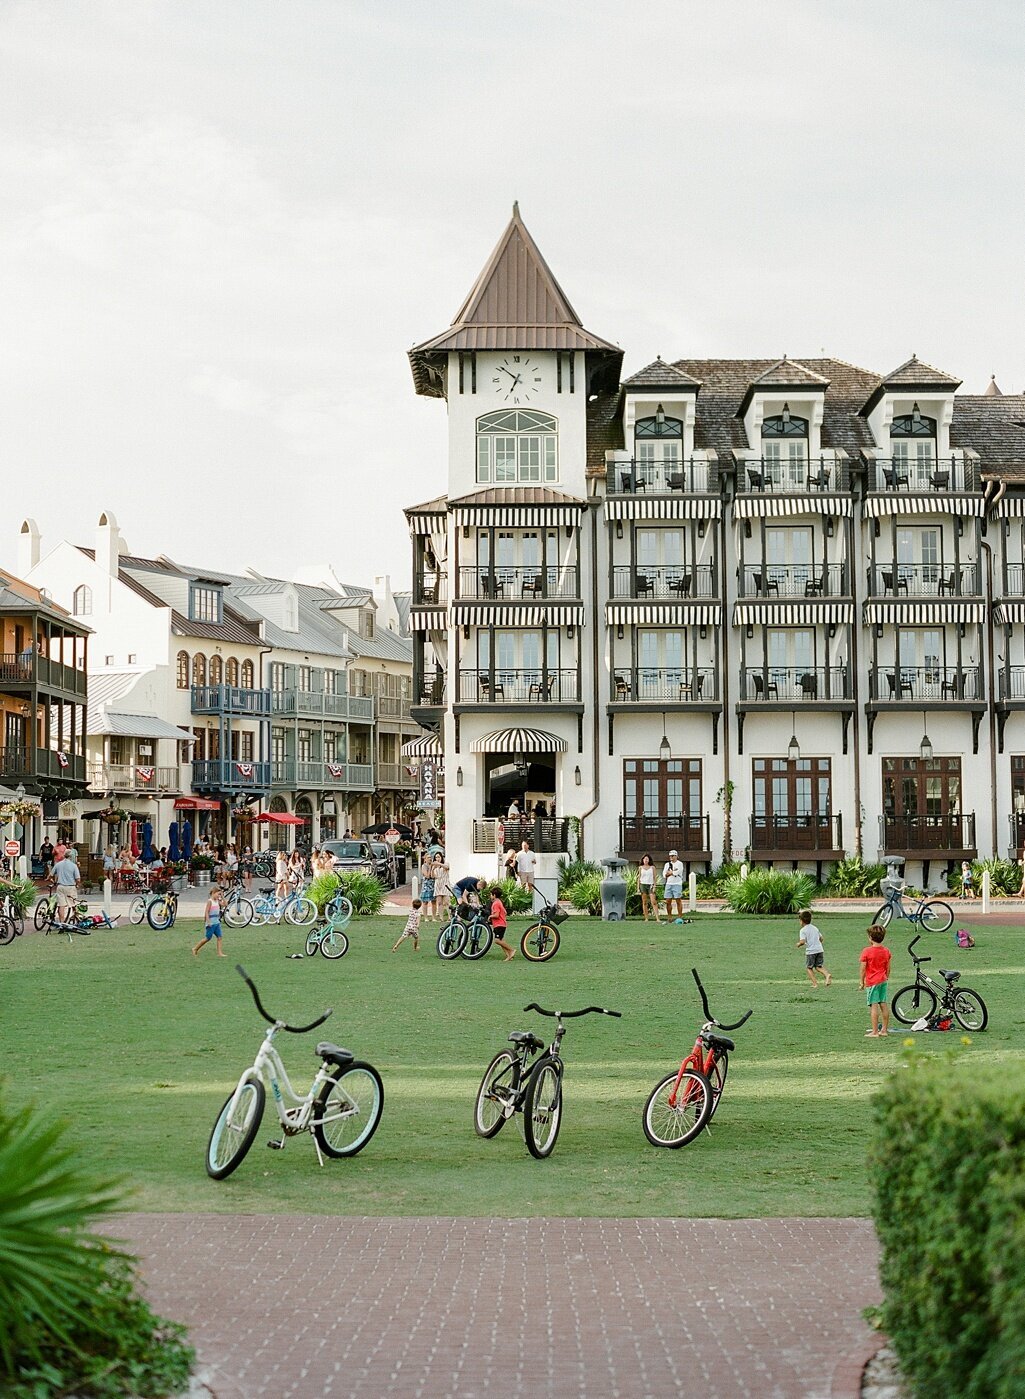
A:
[997,668,1025,701]
[1001,563,1025,597]
[606,459,716,495]
[738,667,849,702]
[739,564,847,598]
[866,564,979,598]
[750,813,843,854]
[413,574,448,606]
[191,759,270,789]
[458,669,580,703]
[415,672,446,706]
[473,816,569,854]
[191,684,272,717]
[868,456,977,493]
[90,763,183,793]
[0,651,86,698]
[880,813,976,855]
[458,566,580,600]
[868,667,981,702]
[611,667,718,703]
[0,746,85,784]
[618,814,710,857]
[271,691,374,721]
[739,458,847,494]
[611,565,717,600]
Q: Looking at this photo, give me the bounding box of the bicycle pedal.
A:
[267,1139,285,1150]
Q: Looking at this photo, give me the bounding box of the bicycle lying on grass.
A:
[474,1002,621,1159]
[206,964,383,1179]
[643,968,753,1148]
[32,899,120,942]
[890,933,988,1031]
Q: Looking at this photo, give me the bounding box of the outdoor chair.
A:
[478,673,505,701]
[886,671,914,701]
[752,674,778,701]
[614,672,632,701]
[635,573,654,597]
[747,467,765,491]
[881,569,908,596]
[521,573,545,597]
[930,470,951,489]
[799,672,818,699]
[667,471,687,491]
[528,675,555,702]
[481,575,504,599]
[668,573,693,598]
[937,569,962,597]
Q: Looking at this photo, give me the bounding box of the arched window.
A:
[890,408,936,488]
[761,408,808,489]
[225,657,239,687]
[241,659,254,689]
[476,409,558,484]
[176,651,190,689]
[192,653,206,687]
[209,655,222,685]
[72,585,92,616]
[635,412,683,485]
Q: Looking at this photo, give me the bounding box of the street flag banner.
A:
[327,762,344,779]
[235,762,254,778]
[136,766,154,782]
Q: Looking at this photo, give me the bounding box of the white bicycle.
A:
[206,965,384,1179]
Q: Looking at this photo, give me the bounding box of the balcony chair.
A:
[883,466,910,489]
[478,673,505,701]
[886,671,914,701]
[930,469,951,489]
[881,569,909,596]
[635,573,654,598]
[807,465,831,491]
[753,571,780,598]
[679,673,705,701]
[747,467,765,492]
[528,675,556,702]
[752,674,779,701]
[941,673,962,700]
[667,471,687,491]
[521,573,545,597]
[668,573,693,598]
[804,570,828,598]
[937,569,962,597]
[799,672,818,699]
[481,575,504,599]
[614,672,632,701]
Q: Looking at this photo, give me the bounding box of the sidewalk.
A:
[116,1214,881,1398]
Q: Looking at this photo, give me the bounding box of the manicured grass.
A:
[2,909,1023,1217]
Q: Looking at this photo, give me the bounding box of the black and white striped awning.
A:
[409,607,447,631]
[732,494,852,519]
[994,495,1025,518]
[863,601,987,625]
[863,495,985,518]
[605,602,722,626]
[733,601,854,626]
[603,497,722,521]
[470,727,568,754]
[452,603,584,627]
[994,601,1025,625]
[407,512,447,535]
[451,503,584,528]
[401,734,443,757]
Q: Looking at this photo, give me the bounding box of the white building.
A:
[405,205,1025,886]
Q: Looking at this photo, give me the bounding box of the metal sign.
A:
[5,840,19,857]
[420,756,441,810]
[384,828,401,846]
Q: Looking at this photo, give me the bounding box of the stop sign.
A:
[5,840,20,857]
[384,828,401,845]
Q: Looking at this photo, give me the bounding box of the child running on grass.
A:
[391,898,423,952]
[488,885,516,961]
[796,908,832,987]
[859,923,891,1037]
[192,888,225,958]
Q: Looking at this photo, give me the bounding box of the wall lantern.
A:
[912,401,922,428]
[456,766,463,787]
[788,713,801,763]
[574,765,582,786]
[655,403,666,430]
[781,402,791,427]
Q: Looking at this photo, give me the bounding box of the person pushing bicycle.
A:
[452,875,486,919]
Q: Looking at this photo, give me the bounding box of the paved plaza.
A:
[116,1214,881,1398]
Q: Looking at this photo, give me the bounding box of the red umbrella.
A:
[253,812,306,825]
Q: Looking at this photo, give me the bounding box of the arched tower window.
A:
[192,653,206,687]
[209,655,223,685]
[476,409,558,484]
[241,659,254,689]
[72,585,92,616]
[225,657,239,687]
[176,651,189,689]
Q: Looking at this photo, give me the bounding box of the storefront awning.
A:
[402,734,443,757]
[470,727,568,755]
[173,797,221,811]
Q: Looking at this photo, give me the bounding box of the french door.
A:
[622,758,704,852]
[882,756,963,851]
[766,527,813,595]
[751,757,833,850]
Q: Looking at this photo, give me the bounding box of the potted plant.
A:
[189,853,216,886]
[168,858,188,893]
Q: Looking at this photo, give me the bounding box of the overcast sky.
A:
[2,0,1022,591]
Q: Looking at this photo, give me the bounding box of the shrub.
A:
[566,869,603,916]
[946,857,1020,897]
[489,877,532,914]
[0,877,35,915]
[306,871,342,913]
[556,857,602,897]
[723,868,815,914]
[335,870,386,916]
[695,860,742,898]
[0,1091,194,1396]
[825,857,886,898]
[870,1057,1025,1398]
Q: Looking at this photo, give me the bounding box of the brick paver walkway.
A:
[115,1214,880,1398]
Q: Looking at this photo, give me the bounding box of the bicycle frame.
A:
[668,1035,719,1108]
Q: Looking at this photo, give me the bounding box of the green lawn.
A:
[3,909,1023,1217]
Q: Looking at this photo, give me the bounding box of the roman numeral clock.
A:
[491,354,543,404]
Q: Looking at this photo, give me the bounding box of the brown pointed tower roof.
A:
[409,204,621,397]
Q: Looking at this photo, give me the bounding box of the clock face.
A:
[490,354,543,404]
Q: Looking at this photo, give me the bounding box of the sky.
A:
[2,0,1023,591]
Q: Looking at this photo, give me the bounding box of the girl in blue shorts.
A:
[192,889,225,958]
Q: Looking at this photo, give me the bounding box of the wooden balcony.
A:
[0,651,86,699]
[0,745,86,786]
[618,815,710,863]
[749,814,843,862]
[880,813,976,860]
[377,762,418,790]
[270,760,374,791]
[191,759,270,791]
[271,691,374,721]
[191,684,271,717]
[90,763,183,794]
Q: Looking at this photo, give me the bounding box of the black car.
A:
[322,839,392,883]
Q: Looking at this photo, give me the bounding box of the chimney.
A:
[18,518,40,575]
[96,510,121,577]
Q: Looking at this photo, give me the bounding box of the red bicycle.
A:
[642,968,752,1148]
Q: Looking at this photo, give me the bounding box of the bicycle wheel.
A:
[951,987,988,1032]
[437,921,467,959]
[223,896,254,929]
[891,983,938,1025]
[129,895,148,925]
[320,928,349,959]
[920,900,954,934]
[327,896,353,924]
[521,922,560,962]
[707,1052,729,1120]
[286,896,317,927]
[524,1057,563,1159]
[643,1069,713,1148]
[34,898,52,931]
[206,1074,265,1180]
[461,923,494,960]
[305,928,321,956]
[249,902,270,927]
[474,1051,517,1138]
[146,897,174,931]
[0,916,15,946]
[873,904,894,929]
[313,1062,383,1157]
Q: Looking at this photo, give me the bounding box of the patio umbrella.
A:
[130,820,140,859]
[142,820,154,863]
[361,822,414,838]
[255,812,306,825]
[168,821,180,863]
[182,820,193,860]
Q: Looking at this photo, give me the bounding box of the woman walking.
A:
[637,853,661,923]
[419,852,438,921]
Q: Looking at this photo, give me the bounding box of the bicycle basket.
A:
[546,905,568,925]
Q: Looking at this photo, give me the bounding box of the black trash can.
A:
[394,854,407,886]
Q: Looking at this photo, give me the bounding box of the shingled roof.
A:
[750,357,829,388]
[621,358,701,390]
[951,394,1025,478]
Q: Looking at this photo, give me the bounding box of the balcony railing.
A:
[868,456,976,493]
[413,574,448,606]
[377,695,413,721]
[458,566,580,600]
[90,763,183,793]
[868,667,981,702]
[191,759,270,789]
[377,762,418,789]
[739,458,847,494]
[880,813,976,855]
[1002,563,1025,597]
[271,691,374,721]
[618,815,710,856]
[0,652,86,697]
[415,673,447,706]
[866,564,979,598]
[998,668,1025,701]
[473,816,569,854]
[611,565,717,600]
[271,759,374,790]
[458,669,580,703]
[191,685,272,716]
[738,667,849,702]
[750,813,843,853]
[739,564,846,598]
[611,667,718,703]
[0,746,85,783]
[606,460,716,495]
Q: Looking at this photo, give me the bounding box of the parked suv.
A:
[322,839,392,883]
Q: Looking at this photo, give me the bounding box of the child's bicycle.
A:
[890,933,988,1031]
[643,968,753,1148]
[206,964,383,1179]
[474,1002,621,1159]
[520,901,566,962]
[304,896,353,960]
[129,884,179,930]
[873,879,953,933]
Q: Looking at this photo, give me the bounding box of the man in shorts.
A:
[52,851,81,924]
[662,849,684,919]
[452,875,485,920]
[514,840,536,891]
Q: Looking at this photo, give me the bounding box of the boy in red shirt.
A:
[488,886,516,962]
[860,924,892,1038]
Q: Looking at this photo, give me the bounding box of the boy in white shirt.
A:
[796,908,832,987]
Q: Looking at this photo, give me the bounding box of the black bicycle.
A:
[474,1002,621,1159]
[890,934,988,1031]
[520,902,567,962]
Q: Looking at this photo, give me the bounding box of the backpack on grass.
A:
[954,928,975,949]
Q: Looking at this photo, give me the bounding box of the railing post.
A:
[688,871,697,912]
[982,869,991,915]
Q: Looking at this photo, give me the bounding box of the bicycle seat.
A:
[701,1030,735,1053]
[939,969,960,982]
[508,1032,544,1051]
[316,1042,354,1067]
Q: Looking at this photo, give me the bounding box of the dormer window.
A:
[189,584,222,625]
[761,410,808,489]
[890,409,936,489]
[361,610,375,640]
[635,412,683,486]
[476,410,558,484]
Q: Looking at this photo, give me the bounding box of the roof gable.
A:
[621,358,701,391]
[750,357,829,389]
[881,355,961,390]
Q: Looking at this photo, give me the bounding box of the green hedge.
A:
[870,1058,1025,1397]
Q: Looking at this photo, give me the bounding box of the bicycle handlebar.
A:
[235,964,333,1034]
[907,935,930,964]
[691,968,753,1032]
[523,1002,622,1019]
